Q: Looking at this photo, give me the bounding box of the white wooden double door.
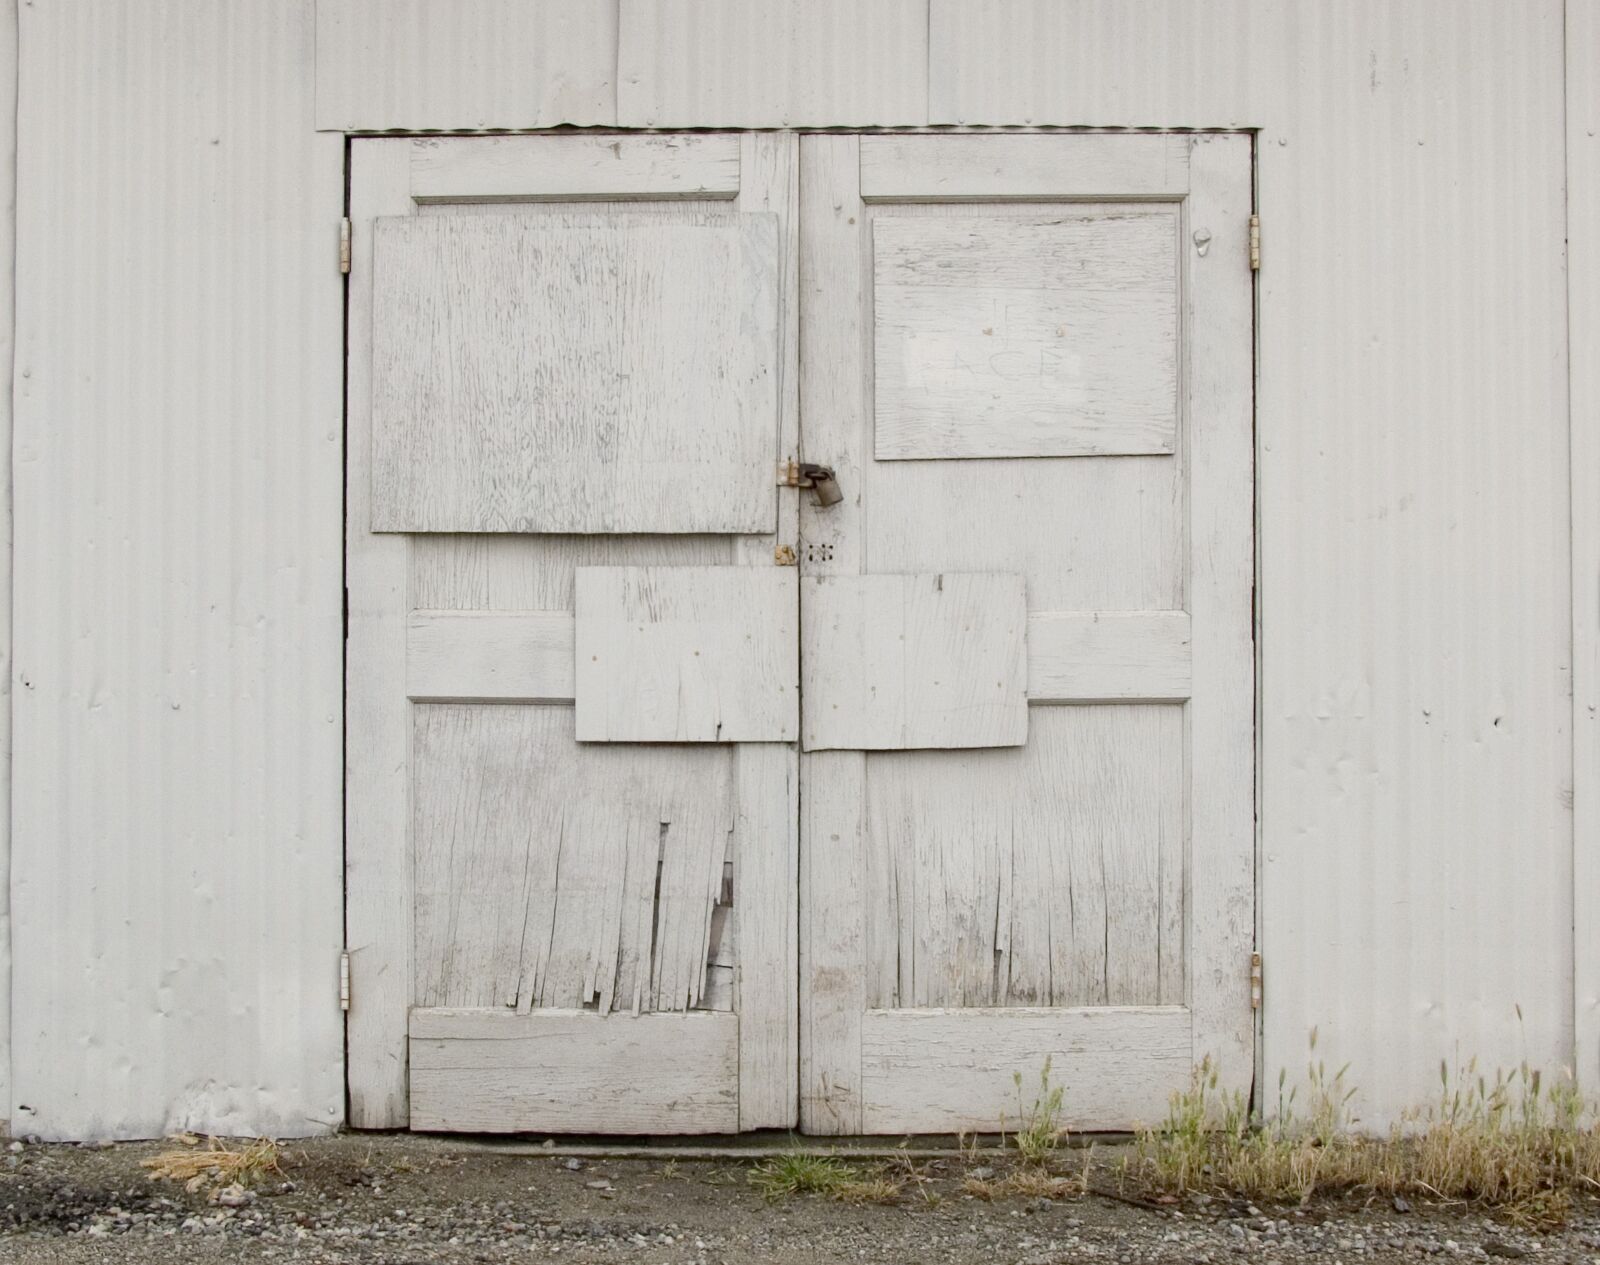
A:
[347,132,1253,1135]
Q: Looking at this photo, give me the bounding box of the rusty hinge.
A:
[339,217,352,275]
[1248,215,1261,271]
[339,950,351,1012]
[1250,951,1263,1010]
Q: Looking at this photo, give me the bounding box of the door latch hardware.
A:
[778,459,843,507]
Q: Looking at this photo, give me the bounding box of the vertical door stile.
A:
[732,131,803,1130]
[1183,135,1257,1098]
[346,139,417,1129]
[798,135,870,1133]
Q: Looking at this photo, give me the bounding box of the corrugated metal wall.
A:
[0,0,14,1131]
[7,0,1591,1135]
[1570,0,1600,1092]
[11,1,344,1138]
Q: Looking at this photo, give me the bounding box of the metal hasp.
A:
[778,458,843,507]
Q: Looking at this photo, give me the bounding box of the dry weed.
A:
[141,1135,282,1194]
[1124,1032,1600,1225]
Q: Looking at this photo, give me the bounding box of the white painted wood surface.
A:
[1183,136,1256,1097]
[346,139,418,1128]
[1027,612,1191,702]
[801,573,1027,751]
[860,134,1191,201]
[859,1007,1191,1133]
[410,1010,739,1133]
[412,706,736,1014]
[575,567,798,743]
[1570,0,1600,1094]
[314,0,616,130]
[617,0,927,127]
[873,213,1179,459]
[348,131,803,1133]
[864,707,1185,1010]
[407,611,574,703]
[410,133,740,204]
[370,213,780,534]
[798,131,1251,1135]
[407,606,1193,707]
[729,132,804,1128]
[797,134,871,1132]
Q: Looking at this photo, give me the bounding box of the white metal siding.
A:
[315,0,617,131]
[12,0,344,1139]
[0,0,15,1130]
[1570,0,1600,1092]
[615,0,928,127]
[8,0,1589,1135]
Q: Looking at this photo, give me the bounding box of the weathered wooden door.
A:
[347,130,1253,1136]
[795,134,1254,1134]
[346,133,802,1133]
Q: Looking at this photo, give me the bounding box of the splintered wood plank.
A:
[410,134,740,203]
[371,213,780,533]
[801,573,1027,751]
[865,706,1184,1010]
[575,566,798,743]
[859,1007,1190,1133]
[859,134,1192,201]
[410,1009,739,1133]
[873,213,1179,459]
[407,611,575,703]
[411,705,735,1015]
[1027,611,1192,702]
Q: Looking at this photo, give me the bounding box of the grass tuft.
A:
[749,1151,925,1204]
[1122,1035,1600,1225]
[748,1152,860,1200]
[141,1136,283,1194]
[1007,1054,1068,1165]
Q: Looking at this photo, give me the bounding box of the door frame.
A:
[341,127,1261,1132]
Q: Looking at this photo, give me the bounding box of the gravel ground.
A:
[1,1132,1597,1264]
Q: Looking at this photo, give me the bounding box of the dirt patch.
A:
[1,1132,1597,1263]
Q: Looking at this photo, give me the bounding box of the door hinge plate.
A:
[1248,215,1261,271]
[339,218,352,275]
[1250,951,1262,1010]
[339,950,351,1012]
